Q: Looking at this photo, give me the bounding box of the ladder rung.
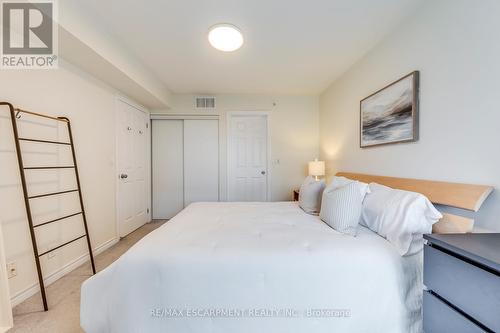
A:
[34,212,83,228]
[14,108,69,123]
[24,166,75,170]
[38,234,87,257]
[18,138,71,145]
[29,189,78,199]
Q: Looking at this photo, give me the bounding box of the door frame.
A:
[226,111,271,202]
[114,95,151,238]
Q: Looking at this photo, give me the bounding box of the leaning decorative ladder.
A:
[1,102,95,311]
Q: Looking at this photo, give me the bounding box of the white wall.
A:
[319,0,500,230]
[0,220,13,332]
[154,94,319,201]
[0,60,123,304]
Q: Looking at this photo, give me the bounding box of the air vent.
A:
[195,96,216,110]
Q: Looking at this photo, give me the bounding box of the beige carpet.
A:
[8,220,167,333]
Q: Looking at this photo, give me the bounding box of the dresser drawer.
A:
[423,291,486,333]
[424,244,500,332]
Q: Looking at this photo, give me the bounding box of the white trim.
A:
[115,96,152,238]
[10,237,119,307]
[150,113,219,120]
[226,111,272,201]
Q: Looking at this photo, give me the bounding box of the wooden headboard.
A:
[336,172,493,212]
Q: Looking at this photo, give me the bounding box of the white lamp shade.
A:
[308,159,325,177]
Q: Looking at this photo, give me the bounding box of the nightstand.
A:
[293,189,299,201]
[423,233,500,333]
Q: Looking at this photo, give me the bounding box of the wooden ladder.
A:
[1,102,96,311]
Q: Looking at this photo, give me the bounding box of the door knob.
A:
[261,171,266,175]
[120,174,128,179]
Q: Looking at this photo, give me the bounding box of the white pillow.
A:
[361,183,442,256]
[320,181,364,236]
[329,176,371,198]
[298,176,326,215]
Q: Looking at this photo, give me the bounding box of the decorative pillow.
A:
[319,181,364,236]
[298,176,325,215]
[328,176,371,198]
[361,183,442,256]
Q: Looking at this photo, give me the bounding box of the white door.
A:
[228,114,268,201]
[184,120,219,205]
[152,120,184,219]
[116,100,149,237]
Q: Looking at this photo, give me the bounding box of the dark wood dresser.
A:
[423,233,500,333]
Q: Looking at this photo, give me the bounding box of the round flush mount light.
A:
[208,23,244,52]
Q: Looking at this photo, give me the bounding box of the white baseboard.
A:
[10,237,119,307]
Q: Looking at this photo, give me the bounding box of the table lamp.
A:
[308,158,325,181]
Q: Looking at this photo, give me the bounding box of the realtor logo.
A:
[1,0,58,69]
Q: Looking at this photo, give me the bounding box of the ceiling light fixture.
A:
[208,23,244,52]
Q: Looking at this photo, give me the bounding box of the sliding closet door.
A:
[152,120,184,219]
[183,120,219,205]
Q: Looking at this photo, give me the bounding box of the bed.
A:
[81,201,423,333]
[80,173,492,333]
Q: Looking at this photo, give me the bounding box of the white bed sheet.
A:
[81,202,423,333]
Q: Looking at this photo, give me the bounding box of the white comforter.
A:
[81,202,423,333]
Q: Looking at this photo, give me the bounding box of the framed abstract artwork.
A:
[360,71,419,148]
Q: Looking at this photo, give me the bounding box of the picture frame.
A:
[360,71,419,148]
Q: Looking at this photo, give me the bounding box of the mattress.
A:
[81,202,423,333]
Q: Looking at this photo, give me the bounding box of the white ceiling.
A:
[78,0,423,95]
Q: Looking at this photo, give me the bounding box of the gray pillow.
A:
[319,181,363,236]
[298,176,325,215]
